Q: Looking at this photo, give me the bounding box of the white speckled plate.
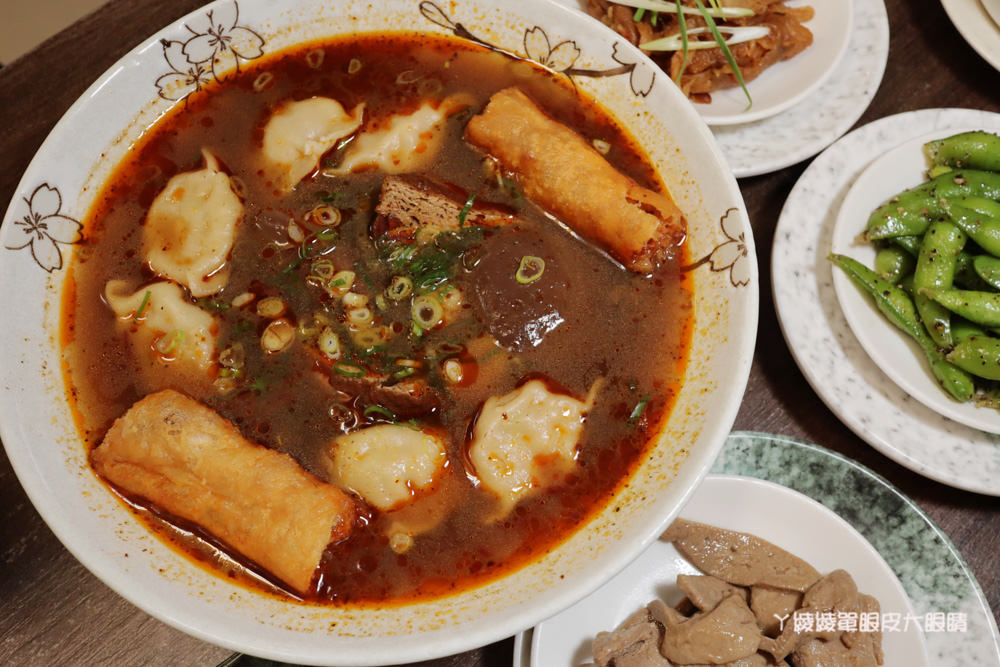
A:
[831,125,1000,435]
[553,0,888,178]
[943,0,1000,72]
[773,108,1000,496]
[512,433,1000,667]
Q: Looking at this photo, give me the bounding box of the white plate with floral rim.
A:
[512,433,1000,667]
[830,126,1000,435]
[773,108,1000,496]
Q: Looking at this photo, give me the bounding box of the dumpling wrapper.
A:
[90,390,356,595]
[468,379,597,519]
[261,96,364,192]
[105,279,217,373]
[326,94,472,175]
[324,423,448,512]
[143,150,242,297]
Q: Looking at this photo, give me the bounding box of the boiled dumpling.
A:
[262,96,364,191]
[326,94,472,175]
[323,423,447,512]
[143,150,242,297]
[105,280,217,372]
[468,379,596,519]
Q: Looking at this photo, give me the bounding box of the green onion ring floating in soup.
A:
[62,32,693,604]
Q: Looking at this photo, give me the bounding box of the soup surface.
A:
[62,32,692,604]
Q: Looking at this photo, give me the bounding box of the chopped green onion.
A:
[319,191,343,203]
[387,276,413,300]
[393,366,416,379]
[318,327,341,358]
[363,404,397,420]
[633,7,647,21]
[333,362,366,378]
[516,255,546,284]
[458,193,476,226]
[693,0,752,106]
[611,0,753,18]
[640,25,770,52]
[158,329,185,355]
[628,395,650,425]
[135,290,152,319]
[412,294,444,329]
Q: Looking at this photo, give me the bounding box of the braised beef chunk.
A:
[468,228,569,351]
[373,175,516,244]
[324,365,441,418]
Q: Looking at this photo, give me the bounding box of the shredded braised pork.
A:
[585,0,814,102]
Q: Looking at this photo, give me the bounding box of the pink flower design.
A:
[6,184,82,273]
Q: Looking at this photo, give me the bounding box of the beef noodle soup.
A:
[61,32,692,605]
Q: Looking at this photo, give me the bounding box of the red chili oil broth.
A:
[60,32,693,605]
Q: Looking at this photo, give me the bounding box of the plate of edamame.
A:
[830,128,1000,434]
[773,108,1000,496]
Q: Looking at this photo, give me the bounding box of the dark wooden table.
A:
[1,0,997,665]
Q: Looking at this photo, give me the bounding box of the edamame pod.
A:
[947,335,1000,380]
[830,254,975,401]
[943,201,1000,257]
[915,221,966,347]
[973,254,1000,290]
[866,170,1000,240]
[951,317,987,344]
[955,195,1000,219]
[952,251,995,290]
[893,235,922,257]
[875,245,916,283]
[923,288,1000,327]
[926,131,1000,172]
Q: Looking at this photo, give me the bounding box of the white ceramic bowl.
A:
[0,0,757,664]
